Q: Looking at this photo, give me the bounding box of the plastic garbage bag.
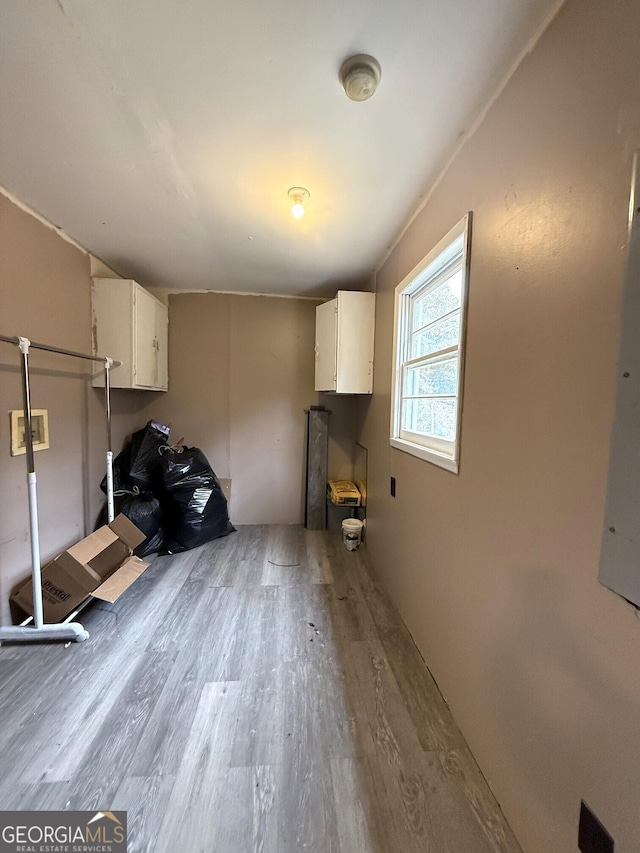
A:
[97,489,165,557]
[101,420,169,494]
[116,490,165,557]
[127,421,170,491]
[159,446,235,553]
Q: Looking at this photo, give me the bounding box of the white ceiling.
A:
[1,0,560,297]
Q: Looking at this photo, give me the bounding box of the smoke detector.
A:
[339,54,382,102]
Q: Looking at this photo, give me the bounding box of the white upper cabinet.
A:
[91,278,169,391]
[315,291,375,394]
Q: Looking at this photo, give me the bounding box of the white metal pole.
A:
[26,472,43,629]
[104,357,115,523]
[18,337,44,630]
[106,452,114,522]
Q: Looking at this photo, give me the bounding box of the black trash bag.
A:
[117,491,165,557]
[128,422,170,491]
[101,421,169,494]
[159,446,235,553]
[100,442,133,494]
[96,490,165,557]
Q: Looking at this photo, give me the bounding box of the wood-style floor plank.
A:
[111,774,177,853]
[0,524,522,853]
[64,649,175,810]
[330,757,383,853]
[305,528,334,584]
[154,680,242,853]
[261,524,306,586]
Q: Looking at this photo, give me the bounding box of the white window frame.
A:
[390,213,472,473]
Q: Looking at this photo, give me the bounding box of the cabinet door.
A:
[91,279,135,388]
[335,291,375,394]
[154,300,169,390]
[315,298,337,391]
[133,286,159,388]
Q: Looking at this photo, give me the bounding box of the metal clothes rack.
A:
[0,334,121,644]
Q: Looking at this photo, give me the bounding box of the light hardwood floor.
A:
[0,525,522,852]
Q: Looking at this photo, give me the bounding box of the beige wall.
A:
[359,1,640,851]
[0,193,152,625]
[141,292,357,525]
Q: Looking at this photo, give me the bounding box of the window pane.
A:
[405,357,458,397]
[413,269,463,331]
[403,397,457,440]
[412,312,460,358]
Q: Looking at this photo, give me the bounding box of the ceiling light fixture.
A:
[339,54,382,102]
[288,187,309,219]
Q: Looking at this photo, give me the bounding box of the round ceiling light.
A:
[288,186,310,219]
[339,54,382,102]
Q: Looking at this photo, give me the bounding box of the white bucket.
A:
[342,517,364,550]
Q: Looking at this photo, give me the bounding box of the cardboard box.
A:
[327,479,361,506]
[11,514,149,623]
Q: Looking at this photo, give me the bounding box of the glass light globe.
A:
[292,201,305,219]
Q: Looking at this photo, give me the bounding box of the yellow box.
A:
[327,479,361,506]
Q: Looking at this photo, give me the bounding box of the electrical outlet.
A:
[390,476,396,497]
[579,801,614,853]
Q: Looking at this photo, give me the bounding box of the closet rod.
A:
[0,333,122,367]
[0,332,120,521]
[0,333,121,645]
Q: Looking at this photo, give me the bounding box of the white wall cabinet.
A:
[315,291,375,394]
[91,278,169,390]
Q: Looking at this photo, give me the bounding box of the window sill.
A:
[390,436,459,474]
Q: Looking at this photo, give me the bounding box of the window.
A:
[390,214,471,473]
